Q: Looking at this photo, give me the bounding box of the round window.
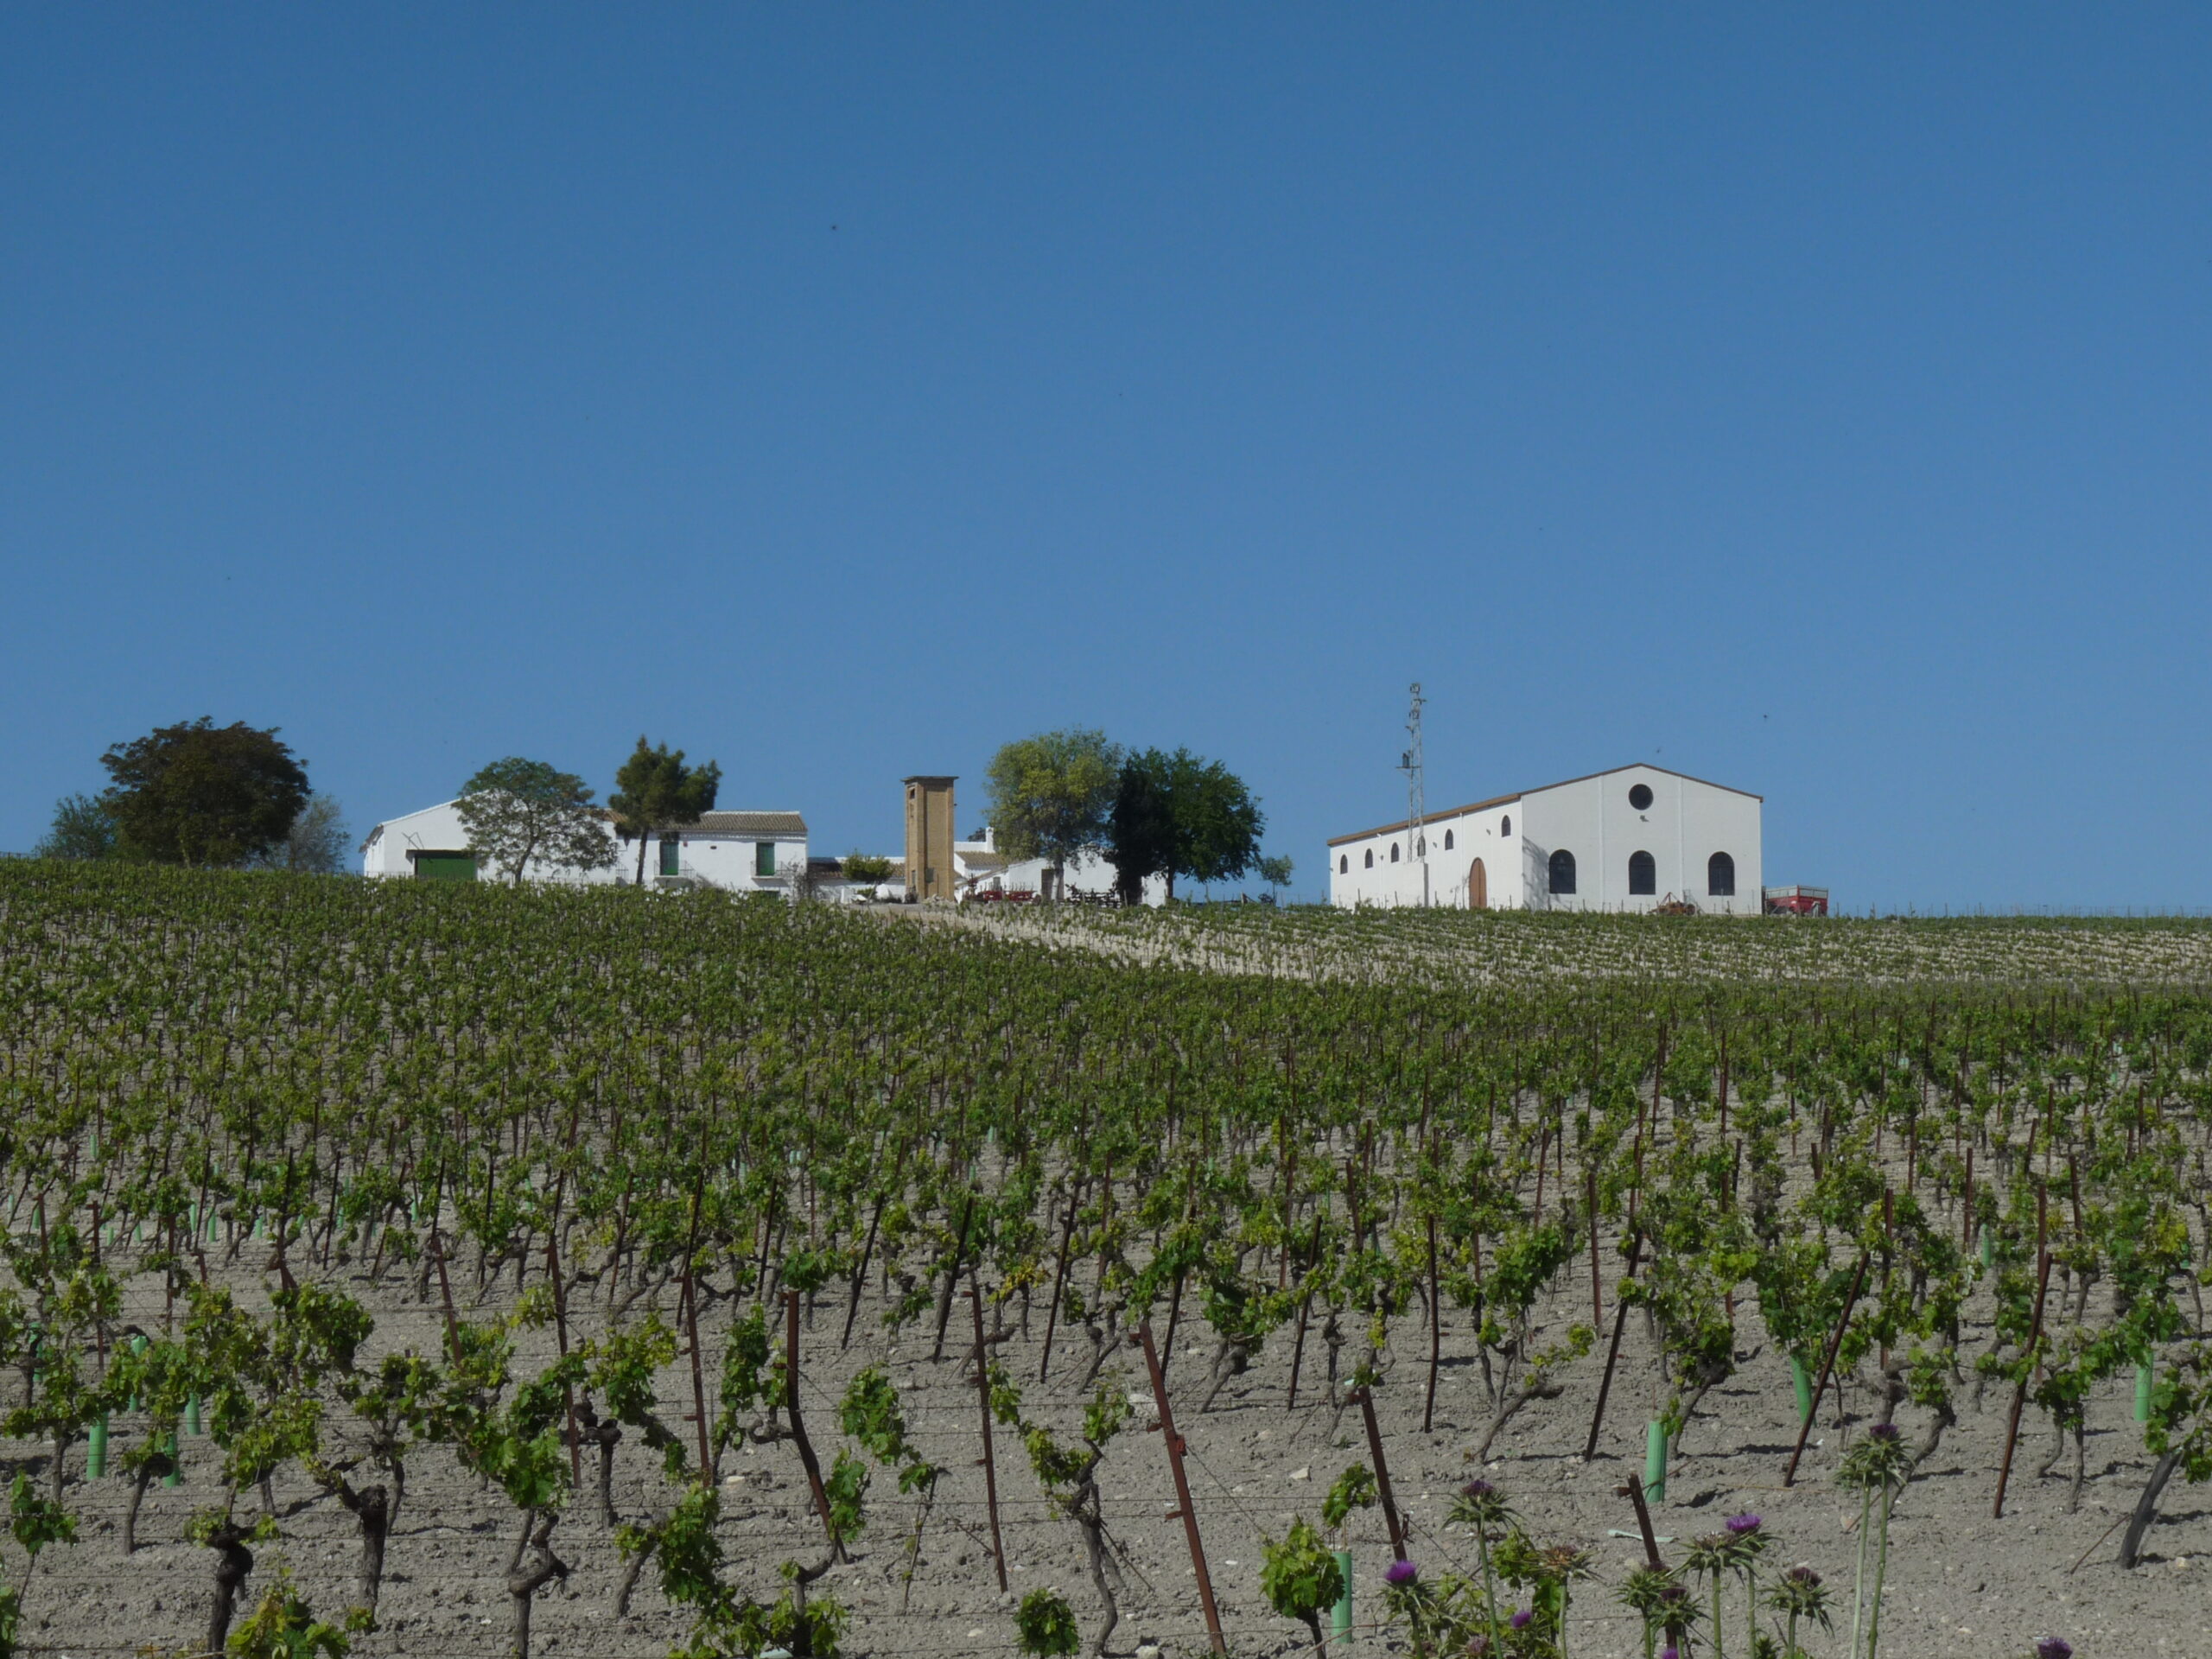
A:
[1628,783,1654,810]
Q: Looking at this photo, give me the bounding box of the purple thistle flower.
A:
[1384,1558,1418,1586]
[1460,1478,1494,1499]
[1785,1565,1822,1586]
[2037,1642,2073,1659]
[1510,1609,1533,1630]
[1868,1422,1903,1444]
[1660,1649,1680,1659]
[1726,1512,1763,1535]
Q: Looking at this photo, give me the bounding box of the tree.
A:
[1105,758,1174,906]
[985,730,1122,894]
[244,795,351,874]
[34,795,117,861]
[454,760,615,887]
[607,737,722,887]
[99,718,310,867]
[1105,747,1264,903]
[1255,854,1294,902]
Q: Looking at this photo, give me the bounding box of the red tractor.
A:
[1763,885,1829,917]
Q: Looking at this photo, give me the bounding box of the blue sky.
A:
[3,8,2207,910]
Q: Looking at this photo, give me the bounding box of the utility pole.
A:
[1398,682,1428,906]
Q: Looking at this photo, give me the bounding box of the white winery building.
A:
[361,800,809,893]
[1328,764,1762,913]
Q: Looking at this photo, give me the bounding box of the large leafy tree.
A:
[98,718,310,867]
[34,794,118,861]
[985,728,1122,892]
[607,737,722,887]
[1105,747,1264,903]
[454,759,615,887]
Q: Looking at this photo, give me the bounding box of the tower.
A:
[903,776,957,900]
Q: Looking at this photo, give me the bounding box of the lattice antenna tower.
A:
[1398,681,1429,907]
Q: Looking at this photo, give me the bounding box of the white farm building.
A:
[361,800,809,894]
[1328,764,1762,913]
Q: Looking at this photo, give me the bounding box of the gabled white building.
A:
[1328,764,1762,913]
[361,800,808,894]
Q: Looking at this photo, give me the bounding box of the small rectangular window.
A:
[756,842,776,877]
[659,837,681,877]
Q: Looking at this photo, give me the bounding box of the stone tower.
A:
[903,776,956,900]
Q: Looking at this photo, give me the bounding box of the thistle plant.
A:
[1492,1529,1592,1656]
[1764,1564,1833,1658]
[1837,1422,1912,1658]
[1447,1478,1517,1651]
[1692,1512,1770,1659]
[1618,1566,1699,1659]
[1380,1557,1448,1657]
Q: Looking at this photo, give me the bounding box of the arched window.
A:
[1500,815,1510,836]
[1629,850,1656,895]
[1415,836,1425,857]
[1363,849,1374,869]
[1338,854,1349,875]
[1390,842,1401,863]
[1707,851,1736,896]
[1548,849,1576,894]
[1443,829,1454,850]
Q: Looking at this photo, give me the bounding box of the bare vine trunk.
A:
[507,1511,570,1659]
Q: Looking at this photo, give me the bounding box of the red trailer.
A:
[1763,885,1829,917]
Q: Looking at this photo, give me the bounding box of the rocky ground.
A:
[6,1243,2204,1659]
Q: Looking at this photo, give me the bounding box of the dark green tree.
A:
[454,760,615,887]
[98,718,310,867]
[1106,747,1264,903]
[607,737,722,887]
[986,729,1122,893]
[34,794,117,861]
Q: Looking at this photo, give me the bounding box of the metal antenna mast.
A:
[1398,682,1428,907]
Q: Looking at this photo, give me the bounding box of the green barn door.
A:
[415,854,478,882]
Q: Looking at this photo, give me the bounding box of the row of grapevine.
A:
[3,861,2208,1656]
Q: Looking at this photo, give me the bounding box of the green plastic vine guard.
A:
[1978,1227,1993,1268]
[1331,1548,1355,1649]
[1789,1353,1814,1425]
[87,1418,107,1479]
[163,1431,181,1489]
[2135,1363,2155,1422]
[187,1394,202,1436]
[1643,1420,1669,1503]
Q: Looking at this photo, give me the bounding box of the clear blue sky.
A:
[4,9,2207,910]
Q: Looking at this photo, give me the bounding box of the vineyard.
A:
[3,863,2212,1659]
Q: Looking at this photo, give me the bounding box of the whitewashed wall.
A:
[1328,801,1524,909]
[361,801,805,895]
[1327,766,1762,915]
[985,850,1169,906]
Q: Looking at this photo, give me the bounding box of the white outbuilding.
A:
[361,801,808,894]
[1327,764,1762,913]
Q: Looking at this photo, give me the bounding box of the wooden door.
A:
[1469,857,1487,910]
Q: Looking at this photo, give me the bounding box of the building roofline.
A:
[1325,765,1762,848]
[1327,791,1522,847]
